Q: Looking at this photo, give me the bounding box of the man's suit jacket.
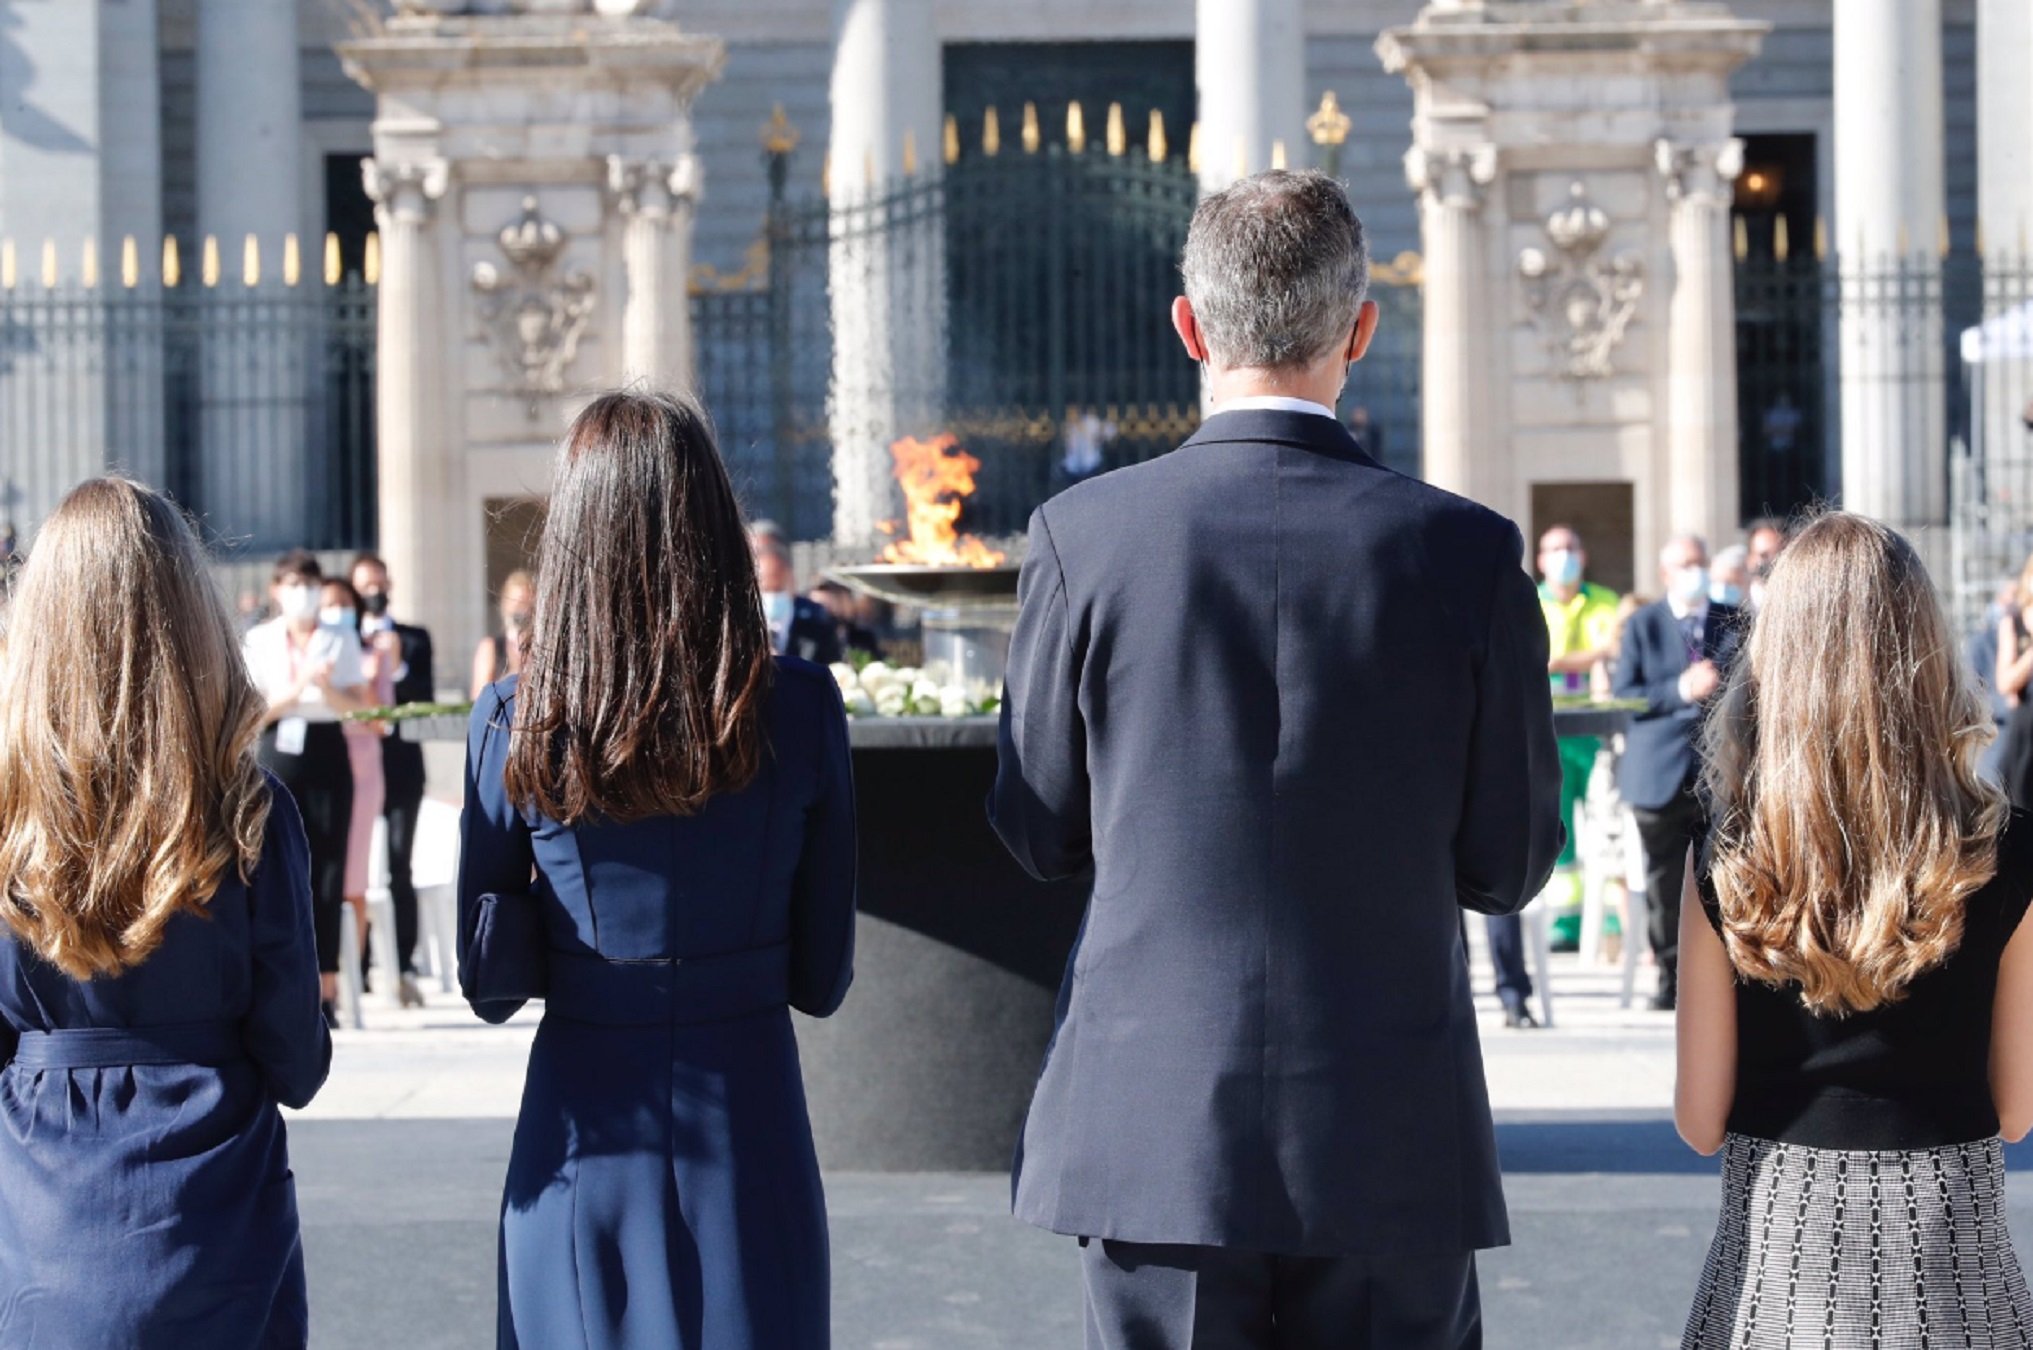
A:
[989,408,1565,1257]
[1610,600,1744,812]
[783,598,844,667]
[383,619,435,792]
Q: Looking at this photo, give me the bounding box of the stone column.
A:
[1405,144,1496,501]
[827,0,941,196]
[609,155,704,388]
[1977,0,2033,264]
[1833,0,1946,532]
[363,157,454,671]
[196,0,307,548]
[1658,139,1746,547]
[1195,0,1307,192]
[827,0,946,545]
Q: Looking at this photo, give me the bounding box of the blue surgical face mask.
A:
[761,591,794,630]
[1709,582,1743,607]
[1670,566,1711,606]
[1542,550,1583,588]
[320,605,357,630]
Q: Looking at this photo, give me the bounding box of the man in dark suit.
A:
[351,552,435,1008]
[750,522,844,666]
[1611,535,1743,1011]
[989,171,1564,1350]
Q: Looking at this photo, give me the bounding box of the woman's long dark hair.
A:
[503,390,774,824]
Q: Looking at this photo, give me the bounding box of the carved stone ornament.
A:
[470,197,597,418]
[1517,181,1645,381]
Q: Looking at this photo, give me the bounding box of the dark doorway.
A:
[323,153,377,282]
[1732,132,1828,523]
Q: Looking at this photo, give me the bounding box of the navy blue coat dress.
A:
[459,659,857,1350]
[0,776,332,1348]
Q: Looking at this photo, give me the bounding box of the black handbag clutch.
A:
[461,891,550,1005]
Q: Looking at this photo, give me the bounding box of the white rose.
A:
[891,666,922,686]
[939,688,972,718]
[842,689,875,716]
[829,662,859,692]
[859,661,893,684]
[910,678,943,706]
[874,687,908,717]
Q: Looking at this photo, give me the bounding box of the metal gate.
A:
[693,136,1424,541]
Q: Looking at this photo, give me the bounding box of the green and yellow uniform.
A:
[1539,581,1621,944]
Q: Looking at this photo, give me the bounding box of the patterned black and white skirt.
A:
[1684,1134,2033,1349]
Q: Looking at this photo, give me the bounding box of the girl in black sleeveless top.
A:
[1677,513,2033,1349]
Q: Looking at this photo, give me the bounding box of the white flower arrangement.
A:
[830,660,1001,719]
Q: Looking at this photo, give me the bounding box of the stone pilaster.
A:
[1405,144,1496,501]
[1657,138,1746,549]
[608,155,704,388]
[363,157,455,670]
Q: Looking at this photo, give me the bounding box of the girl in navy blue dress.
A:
[0,478,332,1348]
[459,390,858,1350]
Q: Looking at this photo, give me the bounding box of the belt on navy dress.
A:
[543,944,790,1028]
[10,1021,245,1070]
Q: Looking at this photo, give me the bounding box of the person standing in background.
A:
[1994,554,2033,810]
[1613,536,1743,1010]
[353,553,434,1007]
[470,569,534,700]
[1502,525,1619,1003]
[1707,546,1749,608]
[0,478,329,1349]
[1743,518,1788,612]
[323,576,393,995]
[245,549,373,1026]
[751,521,844,666]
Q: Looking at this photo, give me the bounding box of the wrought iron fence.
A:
[693,148,1425,543]
[1946,254,2033,627]
[0,279,377,555]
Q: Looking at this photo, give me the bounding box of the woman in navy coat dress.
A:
[0,478,332,1348]
[459,390,858,1350]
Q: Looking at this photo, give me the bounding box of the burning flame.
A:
[876,434,1007,568]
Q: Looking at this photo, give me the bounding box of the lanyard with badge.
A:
[276,631,312,757]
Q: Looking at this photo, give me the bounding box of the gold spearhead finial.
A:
[1067,101,1086,154]
[364,232,381,287]
[1022,102,1041,155]
[1106,102,1126,158]
[243,233,261,287]
[325,232,343,286]
[1188,122,1201,174]
[81,237,99,290]
[1307,91,1351,148]
[760,104,801,156]
[1148,110,1168,164]
[944,115,960,166]
[162,235,181,289]
[121,235,140,289]
[983,107,1002,157]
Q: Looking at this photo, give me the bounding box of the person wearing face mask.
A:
[243,550,374,1026]
[749,521,843,666]
[1489,526,1622,1019]
[1708,545,1749,609]
[1612,535,1745,1010]
[323,577,394,998]
[471,569,535,700]
[351,552,434,1007]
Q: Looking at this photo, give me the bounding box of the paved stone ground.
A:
[290,954,2033,1349]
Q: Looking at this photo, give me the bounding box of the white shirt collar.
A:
[1668,595,1710,623]
[1213,394,1338,420]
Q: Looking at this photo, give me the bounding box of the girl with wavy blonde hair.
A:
[0,478,330,1349]
[1676,510,2033,1349]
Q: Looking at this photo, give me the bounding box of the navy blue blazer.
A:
[989,408,1565,1257]
[0,777,330,1348]
[459,660,857,1349]
[1611,599,1745,812]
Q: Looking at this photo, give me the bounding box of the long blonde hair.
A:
[1702,511,2006,1015]
[0,478,271,978]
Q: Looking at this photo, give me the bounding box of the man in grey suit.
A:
[989,171,1564,1349]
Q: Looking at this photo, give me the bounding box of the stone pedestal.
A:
[1379,3,1765,573]
[341,6,723,684]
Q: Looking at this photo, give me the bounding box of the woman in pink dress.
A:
[323,578,397,991]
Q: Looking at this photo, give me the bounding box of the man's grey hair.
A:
[1659,534,1710,568]
[749,519,790,554]
[1180,170,1370,370]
